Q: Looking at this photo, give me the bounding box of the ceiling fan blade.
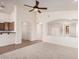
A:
[36,0,39,6]
[24,4,33,8]
[38,10,41,13]
[29,9,34,12]
[38,7,47,10]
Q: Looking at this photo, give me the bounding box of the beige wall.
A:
[15,4,37,42]
[0,12,10,22]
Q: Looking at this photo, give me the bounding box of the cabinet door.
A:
[0,23,4,31]
[8,22,14,31]
[4,22,9,31]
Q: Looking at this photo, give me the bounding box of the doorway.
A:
[22,22,31,42]
[36,23,43,40]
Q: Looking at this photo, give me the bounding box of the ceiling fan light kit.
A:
[34,8,38,11]
[24,0,47,13]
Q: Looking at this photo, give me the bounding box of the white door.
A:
[22,22,30,40]
[36,24,43,40]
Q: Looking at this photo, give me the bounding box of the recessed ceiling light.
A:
[23,22,27,25]
[0,1,5,9]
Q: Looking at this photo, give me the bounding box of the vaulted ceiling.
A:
[0,0,77,14]
[0,0,15,14]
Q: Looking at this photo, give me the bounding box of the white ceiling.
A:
[0,0,77,14]
[0,0,16,14]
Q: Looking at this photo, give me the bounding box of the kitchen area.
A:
[0,5,16,47]
[0,22,16,46]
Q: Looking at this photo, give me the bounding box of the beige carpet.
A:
[0,42,77,59]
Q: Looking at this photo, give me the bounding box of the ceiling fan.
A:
[24,0,47,13]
